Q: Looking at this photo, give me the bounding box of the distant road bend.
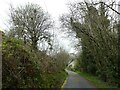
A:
[63,70,97,89]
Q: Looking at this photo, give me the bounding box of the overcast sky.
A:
[1,0,118,54]
[0,0,78,29]
[0,0,79,54]
[0,0,119,29]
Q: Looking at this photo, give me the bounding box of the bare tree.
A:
[9,3,53,50]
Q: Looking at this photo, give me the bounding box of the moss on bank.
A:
[75,71,117,88]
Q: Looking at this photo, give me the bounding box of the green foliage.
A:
[61,1,119,87]
[41,71,67,88]
[2,2,69,88]
[76,71,117,88]
[2,35,68,88]
[2,37,43,88]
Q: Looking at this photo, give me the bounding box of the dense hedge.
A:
[2,37,67,88]
[2,37,42,88]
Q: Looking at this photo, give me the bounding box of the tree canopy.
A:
[60,1,119,87]
[9,3,53,50]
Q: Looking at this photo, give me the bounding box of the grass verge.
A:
[61,77,68,88]
[75,71,117,88]
[41,70,68,88]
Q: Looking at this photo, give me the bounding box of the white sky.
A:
[0,0,119,54]
[0,0,76,29]
[0,0,79,54]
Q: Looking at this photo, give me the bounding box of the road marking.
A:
[61,77,68,88]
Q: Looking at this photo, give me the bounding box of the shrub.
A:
[2,37,42,88]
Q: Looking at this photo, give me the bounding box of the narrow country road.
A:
[63,69,97,88]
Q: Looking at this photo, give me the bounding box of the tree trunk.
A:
[31,37,38,50]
